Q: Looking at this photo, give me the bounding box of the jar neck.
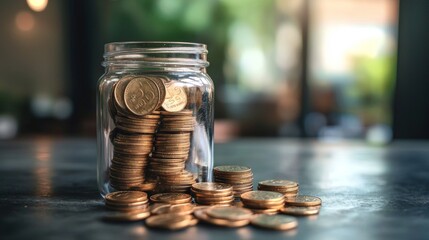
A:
[102,42,209,72]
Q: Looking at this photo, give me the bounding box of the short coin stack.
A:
[240,190,285,214]
[193,206,253,227]
[191,182,234,206]
[258,179,299,200]
[104,191,150,221]
[213,165,254,197]
[282,195,322,216]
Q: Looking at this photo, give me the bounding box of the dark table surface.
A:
[1,138,429,240]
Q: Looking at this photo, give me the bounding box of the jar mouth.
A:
[103,41,209,68]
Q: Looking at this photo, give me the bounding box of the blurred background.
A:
[0,0,428,143]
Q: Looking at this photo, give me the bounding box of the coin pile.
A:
[258,179,299,199]
[107,75,197,192]
[213,165,254,197]
[240,190,285,214]
[191,182,234,206]
[105,191,149,211]
[194,206,252,227]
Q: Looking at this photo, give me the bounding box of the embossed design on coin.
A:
[124,77,160,116]
[162,81,187,112]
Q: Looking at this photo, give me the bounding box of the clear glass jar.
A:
[97,42,214,197]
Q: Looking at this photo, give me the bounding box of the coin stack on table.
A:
[107,75,197,192]
[191,182,235,206]
[240,190,285,214]
[193,206,253,227]
[258,179,299,200]
[213,165,254,197]
[103,191,151,222]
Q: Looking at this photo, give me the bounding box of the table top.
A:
[1,138,429,240]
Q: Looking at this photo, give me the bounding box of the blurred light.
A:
[31,95,52,118]
[366,124,392,145]
[15,11,35,32]
[0,115,18,139]
[52,98,73,120]
[27,0,48,12]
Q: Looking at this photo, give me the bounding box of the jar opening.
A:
[103,41,209,68]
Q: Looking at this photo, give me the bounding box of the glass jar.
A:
[96,42,214,197]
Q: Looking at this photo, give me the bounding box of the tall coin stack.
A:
[107,75,195,192]
[213,165,254,197]
[150,110,196,193]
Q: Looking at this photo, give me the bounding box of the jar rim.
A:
[103,41,209,68]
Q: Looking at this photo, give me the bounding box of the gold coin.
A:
[193,209,249,227]
[124,77,160,116]
[105,191,148,203]
[251,214,298,231]
[150,193,192,204]
[192,182,233,193]
[240,191,284,203]
[285,195,322,207]
[162,81,188,112]
[145,214,194,230]
[113,76,135,113]
[258,179,298,189]
[151,203,194,215]
[103,210,150,222]
[214,165,252,174]
[280,206,320,216]
[206,206,253,221]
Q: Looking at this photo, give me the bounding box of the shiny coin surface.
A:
[193,209,250,227]
[241,191,284,202]
[258,179,298,189]
[162,81,187,112]
[145,213,194,230]
[105,191,148,203]
[214,165,252,174]
[150,193,192,204]
[251,214,298,231]
[280,206,320,216]
[206,206,253,221]
[124,77,161,116]
[192,182,233,193]
[285,195,322,207]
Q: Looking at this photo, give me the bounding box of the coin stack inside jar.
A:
[108,75,194,192]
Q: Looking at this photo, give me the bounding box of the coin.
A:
[151,203,195,215]
[250,214,298,231]
[206,206,253,221]
[193,209,250,227]
[214,165,252,174]
[145,213,195,230]
[241,191,284,203]
[192,183,233,193]
[162,81,188,112]
[113,76,135,113]
[105,191,148,203]
[284,195,322,207]
[280,206,320,216]
[124,77,161,116]
[150,193,192,204]
[258,179,298,189]
[130,182,157,192]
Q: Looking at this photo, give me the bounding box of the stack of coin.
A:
[213,165,254,197]
[145,213,198,230]
[149,193,192,204]
[105,191,149,212]
[282,195,322,216]
[150,202,195,216]
[150,110,196,192]
[258,179,299,199]
[191,182,234,206]
[240,191,285,214]
[193,206,252,228]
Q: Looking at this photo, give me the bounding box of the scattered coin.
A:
[206,206,253,221]
[251,214,298,231]
[145,213,197,230]
[193,209,250,227]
